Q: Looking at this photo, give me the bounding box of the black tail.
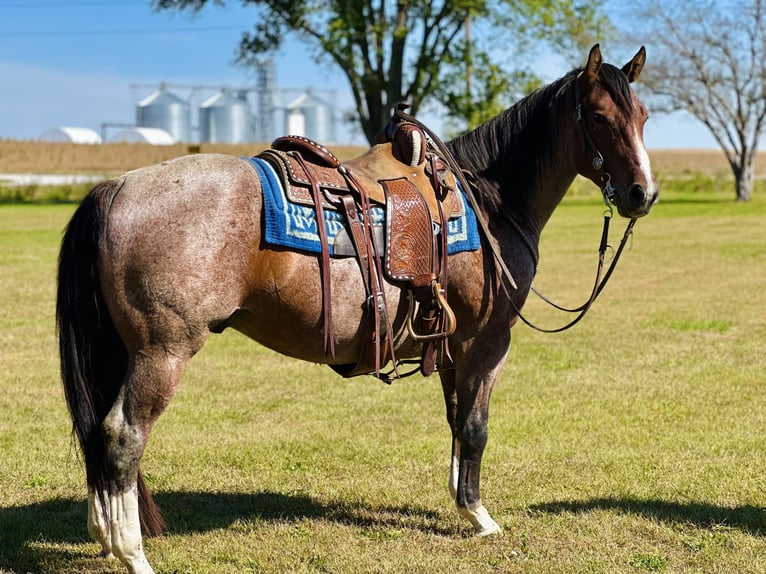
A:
[56,179,165,536]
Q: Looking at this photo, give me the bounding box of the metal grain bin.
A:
[136,85,191,143]
[199,90,254,143]
[284,91,336,144]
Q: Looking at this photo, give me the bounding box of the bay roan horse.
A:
[57,45,657,573]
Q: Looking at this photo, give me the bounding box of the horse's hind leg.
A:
[88,488,113,558]
[101,346,192,574]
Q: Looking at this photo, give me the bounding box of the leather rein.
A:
[393,75,637,333]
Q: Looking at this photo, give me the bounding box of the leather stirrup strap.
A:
[338,196,370,275]
[340,165,399,377]
[420,154,454,376]
[435,156,452,368]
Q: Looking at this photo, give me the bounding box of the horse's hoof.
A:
[458,503,502,537]
[475,522,503,537]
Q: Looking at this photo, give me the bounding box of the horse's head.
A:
[574,44,659,218]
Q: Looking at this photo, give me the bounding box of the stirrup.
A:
[406,281,456,342]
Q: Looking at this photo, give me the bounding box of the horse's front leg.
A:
[441,341,509,537]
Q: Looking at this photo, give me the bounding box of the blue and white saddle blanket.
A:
[243,156,480,257]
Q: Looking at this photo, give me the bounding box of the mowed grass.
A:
[0,179,765,573]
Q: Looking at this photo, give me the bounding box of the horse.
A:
[56,44,657,574]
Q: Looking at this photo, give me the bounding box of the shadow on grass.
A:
[0,490,454,572]
[530,497,766,534]
[152,490,455,538]
[7,493,764,571]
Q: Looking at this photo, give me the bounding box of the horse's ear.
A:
[584,44,602,81]
[622,46,646,83]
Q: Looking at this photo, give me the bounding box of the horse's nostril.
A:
[629,184,646,204]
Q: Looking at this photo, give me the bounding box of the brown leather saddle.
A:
[259,111,458,381]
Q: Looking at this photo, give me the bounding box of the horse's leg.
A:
[88,489,113,558]
[440,373,460,501]
[440,341,509,537]
[102,346,191,574]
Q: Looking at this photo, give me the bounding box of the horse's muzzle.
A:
[615,182,659,218]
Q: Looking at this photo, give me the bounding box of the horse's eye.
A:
[592,113,605,125]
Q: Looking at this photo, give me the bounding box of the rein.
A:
[392,91,636,334]
[522,214,635,333]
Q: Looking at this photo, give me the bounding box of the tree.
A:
[434,1,613,133]
[153,0,610,143]
[619,0,766,201]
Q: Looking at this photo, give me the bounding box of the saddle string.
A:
[293,153,336,357]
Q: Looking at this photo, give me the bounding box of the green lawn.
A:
[1,187,765,573]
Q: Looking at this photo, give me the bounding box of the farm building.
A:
[136,85,191,143]
[39,126,102,144]
[109,127,175,145]
[199,89,255,143]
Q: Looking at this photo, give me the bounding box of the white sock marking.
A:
[110,485,156,574]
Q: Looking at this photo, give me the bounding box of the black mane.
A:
[446,63,632,216]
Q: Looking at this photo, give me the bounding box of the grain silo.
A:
[199,89,254,143]
[284,91,335,144]
[136,84,191,143]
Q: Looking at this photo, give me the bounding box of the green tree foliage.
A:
[434,40,543,135]
[154,0,610,142]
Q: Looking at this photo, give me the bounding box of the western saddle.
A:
[259,106,460,381]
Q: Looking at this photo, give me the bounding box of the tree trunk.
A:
[734,157,754,202]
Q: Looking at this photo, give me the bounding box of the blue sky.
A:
[0,0,717,147]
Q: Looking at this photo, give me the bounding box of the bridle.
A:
[392,70,638,334]
[574,72,618,207]
[516,73,637,333]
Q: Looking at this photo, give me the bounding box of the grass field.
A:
[0,154,765,573]
[2,140,766,203]
[0,141,371,176]
[4,139,766,178]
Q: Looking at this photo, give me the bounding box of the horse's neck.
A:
[517,152,577,237]
[451,96,579,241]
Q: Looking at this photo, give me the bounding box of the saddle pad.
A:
[242,156,480,257]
